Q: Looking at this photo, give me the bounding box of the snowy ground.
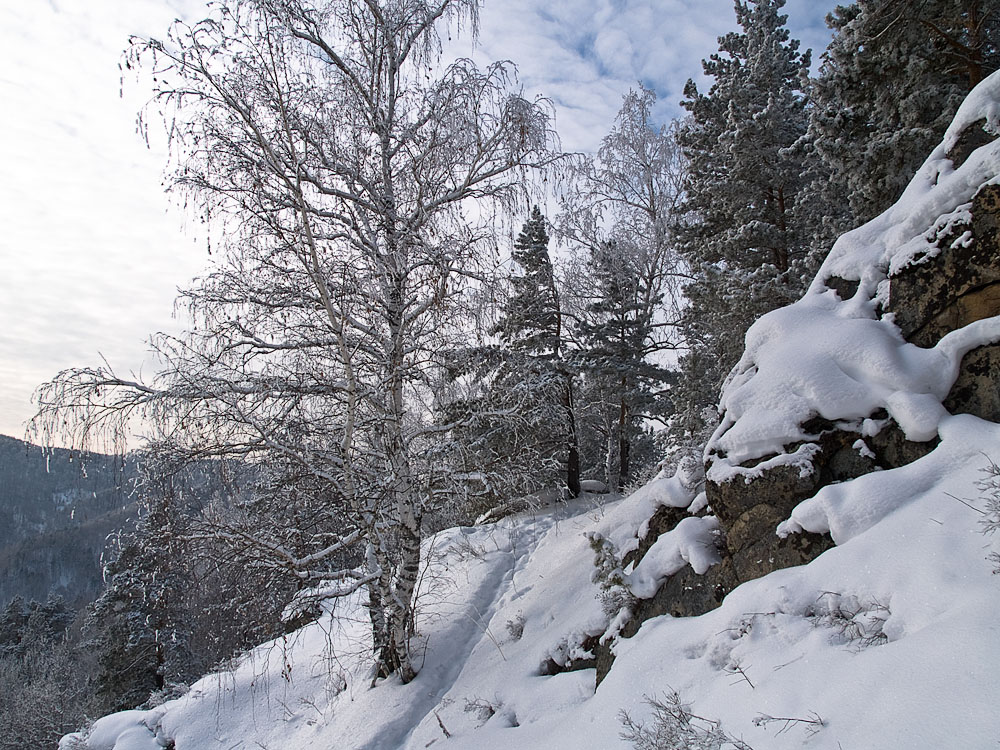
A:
[65,443,1000,750]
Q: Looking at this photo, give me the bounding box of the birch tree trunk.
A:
[32,0,559,685]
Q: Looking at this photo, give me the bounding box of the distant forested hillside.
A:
[0,435,136,606]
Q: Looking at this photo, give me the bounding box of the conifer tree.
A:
[498,206,562,357]
[495,206,582,497]
[806,0,999,230]
[576,240,669,492]
[672,0,812,445]
[559,86,685,488]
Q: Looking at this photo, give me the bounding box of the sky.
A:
[0,0,841,441]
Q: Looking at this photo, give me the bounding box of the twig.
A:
[725,660,755,689]
[435,712,452,739]
[753,711,826,736]
[945,491,986,514]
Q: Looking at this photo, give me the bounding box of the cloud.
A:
[461,0,839,152]
[0,0,208,438]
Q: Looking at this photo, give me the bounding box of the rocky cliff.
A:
[588,70,1000,681]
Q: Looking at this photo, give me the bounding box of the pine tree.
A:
[673,0,812,445]
[497,206,562,357]
[558,86,686,488]
[495,206,582,497]
[806,0,999,230]
[576,240,670,492]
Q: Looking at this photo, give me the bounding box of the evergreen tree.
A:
[495,206,582,497]
[0,599,97,750]
[0,598,26,660]
[806,0,999,231]
[673,0,813,445]
[497,206,562,357]
[576,240,670,492]
[435,345,567,519]
[558,86,685,489]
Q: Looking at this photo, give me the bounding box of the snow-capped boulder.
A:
[615,71,1000,644]
[889,179,1000,424]
[701,70,1000,584]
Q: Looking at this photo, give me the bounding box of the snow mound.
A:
[626,515,721,598]
[708,69,1000,481]
[595,458,703,554]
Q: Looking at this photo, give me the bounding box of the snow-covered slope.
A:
[64,456,1000,750]
[64,71,1000,750]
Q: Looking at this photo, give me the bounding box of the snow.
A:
[60,711,165,750]
[598,460,702,554]
[708,294,955,473]
[708,70,1000,479]
[65,451,1000,749]
[626,515,721,598]
[64,69,1000,750]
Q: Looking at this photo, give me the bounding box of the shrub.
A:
[619,692,753,750]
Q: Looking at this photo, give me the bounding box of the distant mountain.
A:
[0,435,138,607]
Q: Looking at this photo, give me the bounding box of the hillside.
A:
[0,436,135,606]
[61,65,1000,750]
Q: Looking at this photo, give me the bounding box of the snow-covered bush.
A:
[505,613,525,641]
[587,532,635,618]
[463,695,500,723]
[808,592,890,649]
[619,692,753,750]
[977,458,1000,573]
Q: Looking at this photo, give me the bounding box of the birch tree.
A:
[32,0,557,684]
[559,86,685,490]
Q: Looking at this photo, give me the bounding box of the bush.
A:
[977,458,1000,573]
[619,692,753,750]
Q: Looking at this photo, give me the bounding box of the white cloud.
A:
[0,0,208,438]
[463,0,839,152]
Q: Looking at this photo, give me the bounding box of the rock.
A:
[708,463,817,536]
[621,503,690,570]
[730,529,834,584]
[946,118,995,169]
[602,412,925,686]
[620,559,737,640]
[593,113,1000,693]
[538,633,600,676]
[866,418,939,468]
[593,638,615,686]
[825,275,860,301]
[889,184,1000,347]
[945,344,1000,422]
